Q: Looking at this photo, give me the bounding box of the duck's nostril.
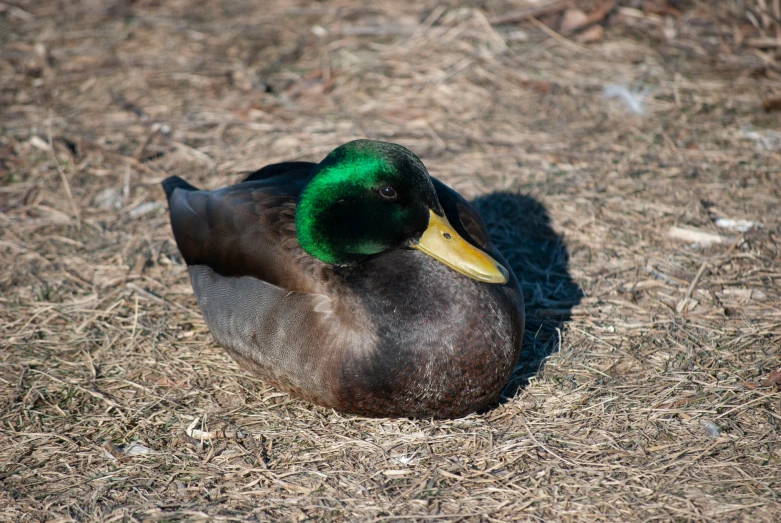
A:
[443,232,452,240]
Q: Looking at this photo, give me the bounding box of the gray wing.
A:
[188,265,365,408]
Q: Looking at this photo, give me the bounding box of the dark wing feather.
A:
[242,161,316,183]
[163,166,326,293]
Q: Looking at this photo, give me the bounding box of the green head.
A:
[296,139,509,284]
[296,140,441,265]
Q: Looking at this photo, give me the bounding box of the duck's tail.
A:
[161,176,199,202]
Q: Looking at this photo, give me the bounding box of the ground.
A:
[1,0,780,521]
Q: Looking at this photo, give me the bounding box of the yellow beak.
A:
[411,210,509,284]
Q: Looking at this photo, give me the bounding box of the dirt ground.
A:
[1,0,780,521]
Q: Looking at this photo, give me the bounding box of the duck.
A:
[162,139,524,418]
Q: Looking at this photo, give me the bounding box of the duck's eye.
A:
[378,186,397,200]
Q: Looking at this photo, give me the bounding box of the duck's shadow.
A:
[471,191,583,402]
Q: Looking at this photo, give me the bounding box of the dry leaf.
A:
[560,9,589,33]
[577,25,604,43]
[762,96,781,113]
[561,1,615,33]
[760,370,781,390]
[586,1,616,25]
[642,0,682,17]
[744,370,781,391]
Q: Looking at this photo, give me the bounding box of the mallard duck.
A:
[162,140,524,418]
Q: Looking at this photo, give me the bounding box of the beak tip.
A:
[498,263,510,284]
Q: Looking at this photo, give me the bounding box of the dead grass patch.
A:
[1,1,780,521]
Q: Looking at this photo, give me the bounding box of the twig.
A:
[527,16,588,53]
[126,282,201,316]
[404,4,446,44]
[133,123,161,160]
[522,418,576,466]
[47,111,81,230]
[746,37,781,48]
[336,25,417,37]
[28,368,123,413]
[473,9,509,50]
[676,260,709,313]
[775,0,781,39]
[488,1,570,25]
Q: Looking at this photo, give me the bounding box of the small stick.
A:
[133,123,161,160]
[488,1,570,25]
[676,260,709,313]
[473,9,509,50]
[528,16,588,53]
[402,4,446,46]
[47,111,81,230]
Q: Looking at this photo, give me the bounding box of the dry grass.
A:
[2,0,780,521]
